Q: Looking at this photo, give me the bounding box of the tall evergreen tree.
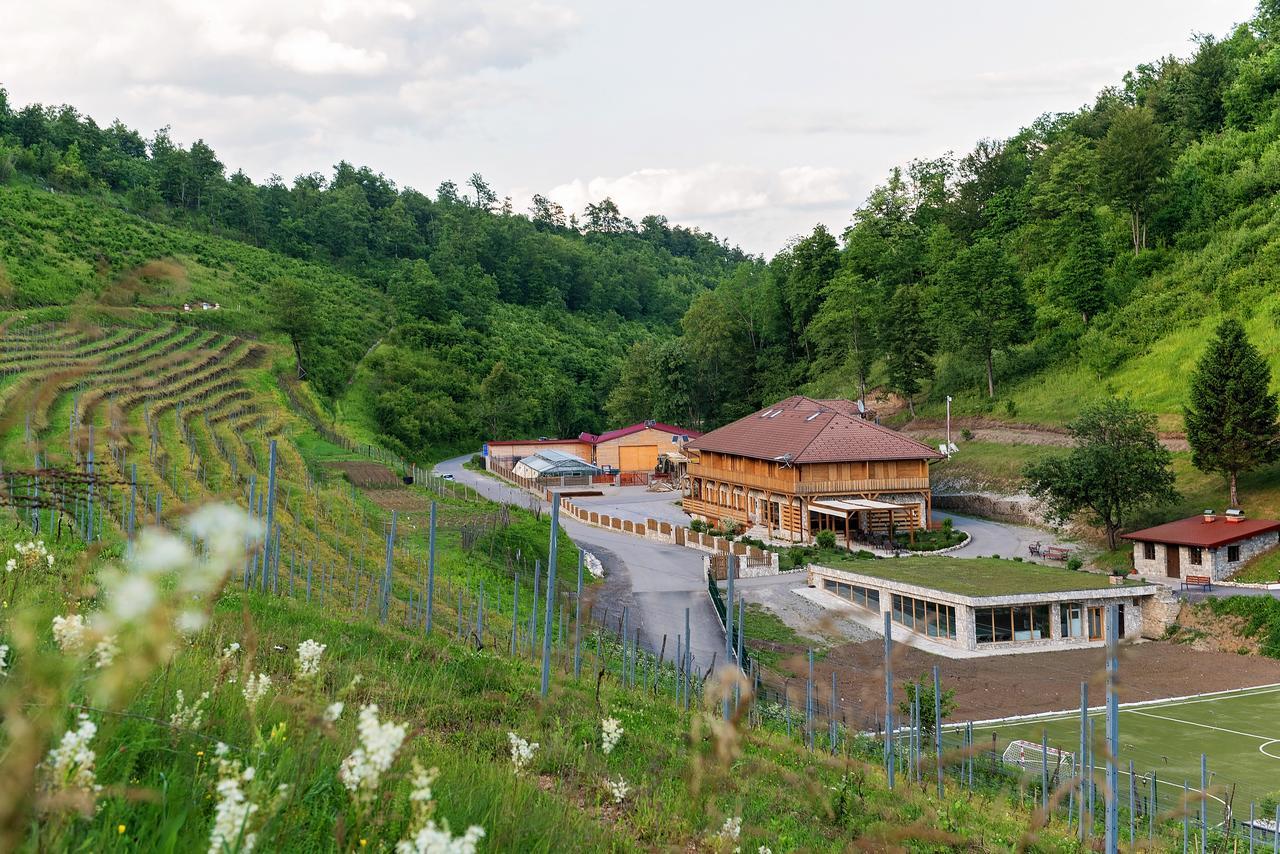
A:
[939,238,1031,397]
[881,285,935,415]
[1056,214,1107,323]
[1184,319,1280,507]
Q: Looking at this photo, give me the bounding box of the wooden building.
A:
[580,421,700,473]
[683,396,943,543]
[484,438,593,470]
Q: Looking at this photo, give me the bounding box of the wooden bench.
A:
[1181,574,1213,592]
[1043,546,1071,561]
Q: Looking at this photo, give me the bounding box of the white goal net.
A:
[1001,739,1076,778]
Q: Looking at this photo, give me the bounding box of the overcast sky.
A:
[0,0,1259,254]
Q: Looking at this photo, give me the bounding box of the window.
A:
[976,605,1052,644]
[891,594,956,639]
[821,578,879,612]
[1060,604,1084,638]
[1189,547,1202,565]
[1142,542,1155,561]
[1228,545,1241,562]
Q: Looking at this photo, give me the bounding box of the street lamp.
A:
[945,396,952,454]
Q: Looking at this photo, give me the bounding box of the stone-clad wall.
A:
[1132,530,1280,582]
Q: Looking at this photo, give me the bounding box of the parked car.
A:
[439,473,455,481]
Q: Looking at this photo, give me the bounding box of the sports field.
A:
[960,683,1280,818]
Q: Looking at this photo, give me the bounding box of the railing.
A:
[797,477,931,495]
[687,466,796,493]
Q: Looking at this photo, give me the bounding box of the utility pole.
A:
[945,395,953,453]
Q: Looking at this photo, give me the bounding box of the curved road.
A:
[435,456,726,675]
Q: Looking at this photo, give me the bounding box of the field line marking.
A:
[1260,740,1280,760]
[1126,709,1275,742]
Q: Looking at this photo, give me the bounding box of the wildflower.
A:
[324,702,344,723]
[222,642,241,660]
[243,673,272,709]
[43,713,101,797]
[118,824,126,835]
[93,635,119,669]
[52,614,88,653]
[601,717,624,755]
[507,732,538,772]
[396,760,486,854]
[339,704,406,802]
[296,639,325,678]
[0,643,9,674]
[208,750,260,854]
[605,776,630,804]
[9,539,52,573]
[170,689,211,731]
[716,816,742,843]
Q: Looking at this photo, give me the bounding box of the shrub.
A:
[470,454,486,467]
[816,530,837,550]
[1067,556,1083,571]
[1262,789,1280,816]
[689,519,707,533]
[942,517,954,535]
[961,428,974,441]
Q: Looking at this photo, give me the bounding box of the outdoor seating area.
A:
[1180,574,1213,592]
[1029,542,1072,562]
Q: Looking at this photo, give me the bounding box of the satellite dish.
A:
[947,443,959,454]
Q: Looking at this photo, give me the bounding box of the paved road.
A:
[934,510,1076,563]
[435,457,725,673]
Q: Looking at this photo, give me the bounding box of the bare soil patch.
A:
[363,488,430,513]
[1172,603,1263,656]
[325,461,402,488]
[787,637,1280,729]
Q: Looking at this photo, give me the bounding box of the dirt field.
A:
[764,638,1280,728]
[325,461,403,488]
[363,488,430,513]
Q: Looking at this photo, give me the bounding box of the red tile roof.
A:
[486,438,586,448]
[1121,516,1280,548]
[581,422,701,445]
[686,396,943,464]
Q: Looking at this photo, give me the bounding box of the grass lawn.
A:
[1232,548,1280,583]
[739,603,821,672]
[816,555,1145,597]
[926,439,1059,492]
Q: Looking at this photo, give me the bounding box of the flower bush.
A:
[507,732,538,772]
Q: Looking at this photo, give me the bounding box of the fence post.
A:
[541,501,559,697]
[1105,603,1119,854]
[263,439,277,593]
[573,549,584,679]
[425,502,436,634]
[883,611,894,790]
[1079,682,1089,843]
[935,666,944,799]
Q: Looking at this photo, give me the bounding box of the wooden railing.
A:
[796,477,930,495]
[688,466,796,493]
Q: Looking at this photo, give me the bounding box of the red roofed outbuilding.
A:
[1121,511,1280,582]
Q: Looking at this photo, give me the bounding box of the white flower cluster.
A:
[507,732,538,772]
[395,760,486,854]
[0,644,8,675]
[170,689,211,731]
[324,702,344,724]
[242,673,272,709]
[717,816,742,842]
[52,614,88,652]
[601,717,623,755]
[222,642,241,660]
[93,636,118,669]
[6,539,53,573]
[605,776,630,805]
[339,704,407,803]
[296,639,325,678]
[208,742,260,854]
[44,713,101,796]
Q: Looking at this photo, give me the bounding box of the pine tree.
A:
[1184,319,1280,507]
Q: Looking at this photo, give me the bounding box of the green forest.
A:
[8,1,1280,458]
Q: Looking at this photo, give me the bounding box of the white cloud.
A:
[272,29,389,76]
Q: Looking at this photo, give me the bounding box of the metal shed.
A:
[511,450,600,481]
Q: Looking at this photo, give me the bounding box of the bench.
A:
[1043,546,1071,561]
[1181,574,1213,592]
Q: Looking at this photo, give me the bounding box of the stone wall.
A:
[1132,530,1280,582]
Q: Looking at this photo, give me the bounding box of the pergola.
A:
[809,498,917,545]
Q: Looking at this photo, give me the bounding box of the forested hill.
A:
[611,1,1280,434]
[0,93,744,458]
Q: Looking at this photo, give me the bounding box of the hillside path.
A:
[435,456,725,674]
[899,417,1190,452]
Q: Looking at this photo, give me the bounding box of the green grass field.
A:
[818,555,1143,596]
[961,684,1280,816]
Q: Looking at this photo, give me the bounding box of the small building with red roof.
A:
[1121,510,1280,582]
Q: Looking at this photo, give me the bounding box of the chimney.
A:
[1225,508,1245,523]
[1202,509,1216,524]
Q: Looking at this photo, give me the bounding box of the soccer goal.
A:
[1001,739,1076,778]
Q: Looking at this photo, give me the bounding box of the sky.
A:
[0,0,1260,255]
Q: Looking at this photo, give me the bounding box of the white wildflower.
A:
[717,816,742,842]
[605,776,630,804]
[324,702,344,723]
[93,635,119,669]
[339,704,406,802]
[4,558,14,573]
[222,642,241,660]
[132,528,194,576]
[0,644,8,674]
[601,717,624,755]
[507,732,538,772]
[208,750,259,854]
[52,614,88,653]
[186,504,262,570]
[296,639,325,679]
[170,689,211,731]
[758,847,773,854]
[242,673,272,709]
[396,760,486,854]
[10,539,52,573]
[44,713,101,796]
